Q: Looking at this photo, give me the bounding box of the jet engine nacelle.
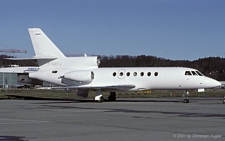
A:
[64,70,94,83]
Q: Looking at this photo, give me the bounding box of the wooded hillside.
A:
[99,55,225,80]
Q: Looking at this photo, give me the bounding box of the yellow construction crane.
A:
[0,44,27,53]
[0,49,27,53]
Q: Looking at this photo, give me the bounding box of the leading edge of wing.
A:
[52,84,136,91]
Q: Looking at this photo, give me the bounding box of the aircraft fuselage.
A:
[29,67,220,91]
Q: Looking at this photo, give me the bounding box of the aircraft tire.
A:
[108,92,116,101]
[98,96,104,102]
[183,99,189,103]
[108,95,116,101]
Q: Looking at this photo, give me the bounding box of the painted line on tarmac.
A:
[0,118,50,125]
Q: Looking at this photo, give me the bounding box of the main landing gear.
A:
[94,90,117,102]
[183,90,189,103]
[94,90,104,102]
[108,92,116,101]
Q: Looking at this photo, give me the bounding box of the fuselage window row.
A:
[112,71,158,77]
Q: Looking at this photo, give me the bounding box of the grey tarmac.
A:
[0,97,225,141]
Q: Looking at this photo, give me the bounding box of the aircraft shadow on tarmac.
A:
[5,94,182,103]
[0,136,27,141]
[4,95,225,118]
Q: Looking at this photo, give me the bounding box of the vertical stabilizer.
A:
[28,28,65,58]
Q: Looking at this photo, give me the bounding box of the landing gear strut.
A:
[108,92,116,101]
[94,90,104,102]
[183,90,189,103]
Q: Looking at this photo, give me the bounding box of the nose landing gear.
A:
[183,90,189,103]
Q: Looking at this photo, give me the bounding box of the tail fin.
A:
[28,28,66,58]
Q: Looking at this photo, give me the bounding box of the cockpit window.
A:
[185,71,192,75]
[191,71,198,76]
[185,70,204,76]
[196,71,204,76]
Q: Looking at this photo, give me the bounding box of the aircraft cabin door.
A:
[118,69,125,79]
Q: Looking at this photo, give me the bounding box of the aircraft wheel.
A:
[108,92,116,101]
[183,99,189,103]
[108,95,116,101]
[98,96,104,102]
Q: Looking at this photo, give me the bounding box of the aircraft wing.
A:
[52,84,135,91]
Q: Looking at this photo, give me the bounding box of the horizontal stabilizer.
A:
[5,56,57,60]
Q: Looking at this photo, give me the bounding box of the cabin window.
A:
[91,71,94,79]
[52,71,57,73]
[120,72,123,76]
[126,72,130,76]
[185,71,192,75]
[147,72,151,76]
[154,72,158,76]
[113,72,116,77]
[133,72,137,76]
[140,72,144,76]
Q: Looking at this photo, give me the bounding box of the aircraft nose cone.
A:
[205,77,221,88]
[215,80,221,87]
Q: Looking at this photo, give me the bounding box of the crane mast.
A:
[0,49,27,53]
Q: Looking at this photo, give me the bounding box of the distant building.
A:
[0,72,17,88]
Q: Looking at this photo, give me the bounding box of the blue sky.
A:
[0,0,225,60]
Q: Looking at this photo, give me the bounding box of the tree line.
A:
[99,55,225,81]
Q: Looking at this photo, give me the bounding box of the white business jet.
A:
[7,28,222,103]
